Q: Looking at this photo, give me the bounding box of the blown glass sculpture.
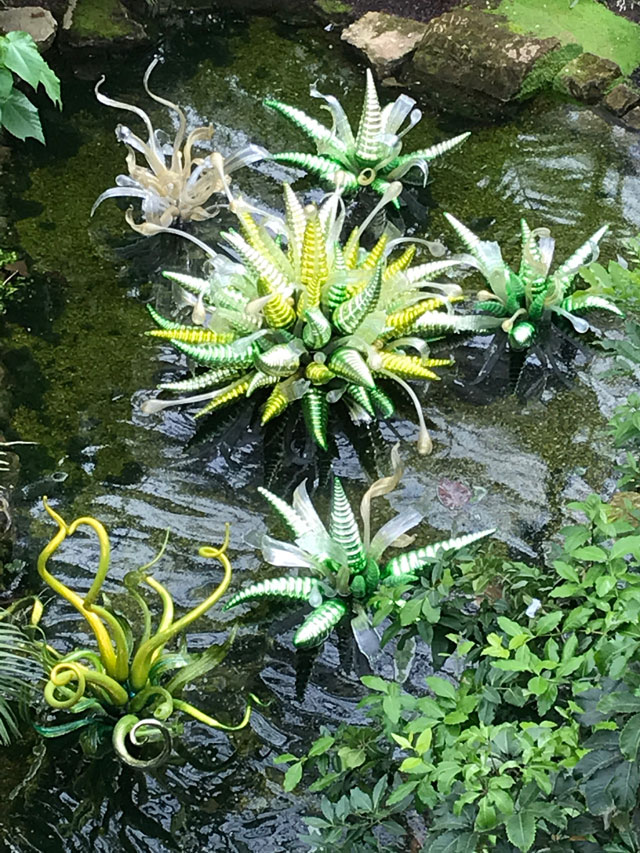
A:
[264,69,470,203]
[224,448,494,649]
[28,499,254,768]
[445,213,624,352]
[92,57,265,235]
[143,186,485,453]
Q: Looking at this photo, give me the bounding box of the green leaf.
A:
[273,753,298,764]
[337,746,365,770]
[383,694,401,724]
[572,545,608,563]
[425,676,456,700]
[350,787,372,811]
[390,733,412,750]
[497,616,524,637]
[534,612,563,635]
[415,727,433,754]
[506,810,536,852]
[0,68,13,101]
[610,536,640,560]
[595,576,616,597]
[620,713,640,761]
[308,735,335,757]
[474,797,498,831]
[2,31,61,106]
[399,756,423,772]
[283,761,303,792]
[386,779,419,806]
[563,605,593,630]
[553,560,580,583]
[527,676,549,696]
[361,675,388,693]
[0,89,43,142]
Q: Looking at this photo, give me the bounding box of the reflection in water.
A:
[1,11,640,852]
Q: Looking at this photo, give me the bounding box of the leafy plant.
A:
[142,186,491,453]
[445,213,624,392]
[8,500,256,767]
[92,57,266,235]
[0,30,61,143]
[276,493,640,851]
[580,233,640,312]
[0,616,45,745]
[264,69,470,203]
[224,446,492,653]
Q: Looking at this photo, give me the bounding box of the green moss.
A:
[315,0,352,14]
[518,43,582,101]
[493,0,640,75]
[70,0,139,40]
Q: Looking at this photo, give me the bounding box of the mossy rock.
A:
[63,0,147,48]
[555,52,622,104]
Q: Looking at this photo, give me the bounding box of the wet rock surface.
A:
[556,52,622,104]
[407,9,560,118]
[604,81,640,116]
[341,11,428,75]
[61,0,147,49]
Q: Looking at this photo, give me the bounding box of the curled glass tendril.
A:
[35,498,256,769]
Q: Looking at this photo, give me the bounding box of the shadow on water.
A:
[0,10,640,851]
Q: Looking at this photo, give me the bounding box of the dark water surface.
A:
[1,12,639,852]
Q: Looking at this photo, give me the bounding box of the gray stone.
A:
[407,9,560,119]
[623,106,640,131]
[603,82,640,117]
[0,6,57,51]
[342,12,428,76]
[556,52,622,104]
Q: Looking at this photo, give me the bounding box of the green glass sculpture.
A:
[264,69,470,203]
[224,448,494,649]
[143,187,490,453]
[445,213,624,353]
[24,500,254,768]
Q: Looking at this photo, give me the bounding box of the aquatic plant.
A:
[0,30,61,143]
[0,617,44,745]
[264,70,470,204]
[92,58,266,235]
[224,448,493,650]
[23,499,254,768]
[143,186,491,453]
[444,213,624,385]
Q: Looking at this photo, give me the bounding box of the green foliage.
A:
[0,616,45,745]
[0,249,29,313]
[0,31,61,143]
[278,492,640,851]
[580,235,640,312]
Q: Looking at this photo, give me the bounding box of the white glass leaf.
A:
[369,509,423,561]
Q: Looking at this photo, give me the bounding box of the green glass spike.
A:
[355,69,382,163]
[563,294,624,317]
[332,263,383,334]
[328,347,375,389]
[171,339,259,368]
[246,371,279,397]
[383,529,494,580]
[302,307,332,349]
[159,365,243,393]
[293,599,348,648]
[224,576,320,610]
[255,341,304,377]
[258,487,308,537]
[330,477,367,572]
[345,383,375,417]
[271,152,360,191]
[161,270,210,295]
[350,575,367,599]
[264,98,348,155]
[301,388,329,450]
[368,386,395,417]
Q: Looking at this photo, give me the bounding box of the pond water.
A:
[1,11,639,852]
